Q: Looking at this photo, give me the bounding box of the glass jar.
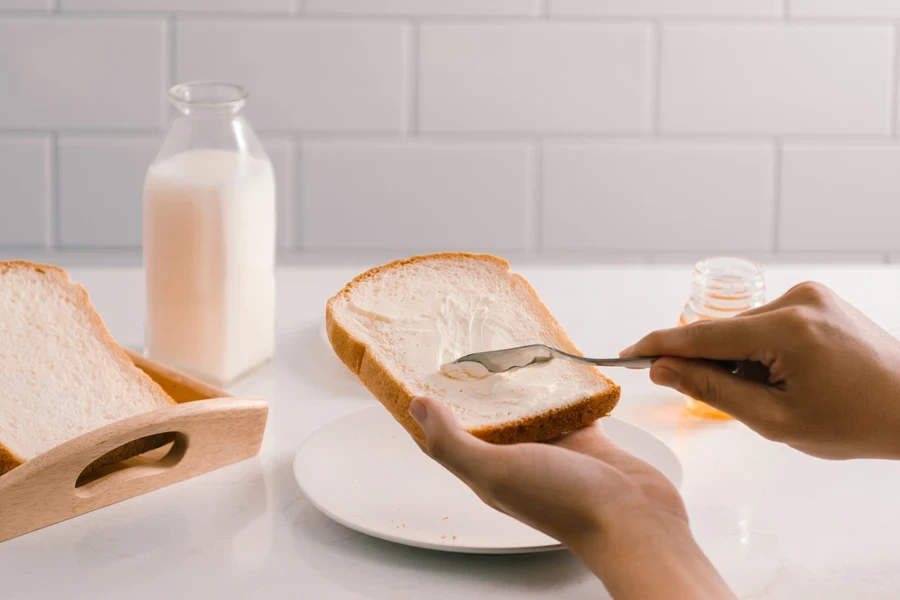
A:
[142,81,276,386]
[679,257,765,419]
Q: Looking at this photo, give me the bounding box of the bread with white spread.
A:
[326,253,620,444]
[0,261,178,476]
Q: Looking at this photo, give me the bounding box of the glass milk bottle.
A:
[678,257,765,419]
[143,81,276,386]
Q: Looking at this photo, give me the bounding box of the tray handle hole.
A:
[75,432,188,497]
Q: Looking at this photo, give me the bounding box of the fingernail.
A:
[409,398,429,426]
[652,366,681,389]
[619,345,635,357]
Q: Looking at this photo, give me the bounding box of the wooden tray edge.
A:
[0,354,269,544]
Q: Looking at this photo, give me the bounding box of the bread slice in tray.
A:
[0,261,177,476]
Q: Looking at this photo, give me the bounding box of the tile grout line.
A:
[0,128,166,136]
[2,248,889,266]
[0,12,898,24]
[648,251,890,263]
[891,21,899,138]
[167,14,176,91]
[407,21,420,135]
[530,140,543,252]
[48,132,58,251]
[282,141,296,249]
[5,129,900,143]
[292,132,303,251]
[772,140,782,253]
[652,20,662,135]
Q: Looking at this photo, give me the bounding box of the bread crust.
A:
[0,261,178,477]
[326,252,621,445]
[0,444,23,477]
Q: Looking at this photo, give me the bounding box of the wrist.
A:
[569,509,734,600]
[569,507,691,566]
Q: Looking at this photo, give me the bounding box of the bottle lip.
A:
[688,256,766,318]
[693,256,764,282]
[168,81,248,111]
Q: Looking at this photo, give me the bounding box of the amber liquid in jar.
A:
[678,257,765,419]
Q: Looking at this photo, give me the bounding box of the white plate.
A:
[293,406,683,554]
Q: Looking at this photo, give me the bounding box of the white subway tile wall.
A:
[0,17,167,130]
[57,135,160,248]
[0,136,49,248]
[791,1,900,18]
[299,141,532,250]
[550,0,781,17]
[651,252,890,264]
[661,25,894,135]
[260,137,295,250]
[419,23,653,134]
[176,20,408,132]
[780,144,900,252]
[0,3,898,263]
[542,142,774,251]
[306,0,539,16]
[61,0,293,12]
[0,0,52,9]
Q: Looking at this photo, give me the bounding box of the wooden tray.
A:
[0,350,268,543]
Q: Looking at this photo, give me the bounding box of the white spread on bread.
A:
[334,261,610,428]
[438,360,491,381]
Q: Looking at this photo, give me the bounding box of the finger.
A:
[620,314,772,361]
[551,422,638,467]
[550,420,612,454]
[734,289,799,318]
[738,281,832,318]
[408,397,500,485]
[650,358,786,432]
[733,300,780,318]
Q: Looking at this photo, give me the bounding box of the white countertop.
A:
[3,263,900,600]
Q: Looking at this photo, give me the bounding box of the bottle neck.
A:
[169,81,247,118]
[683,257,765,322]
[154,81,267,165]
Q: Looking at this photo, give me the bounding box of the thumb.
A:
[408,396,496,485]
[650,358,779,426]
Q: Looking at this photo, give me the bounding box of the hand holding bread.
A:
[408,396,736,600]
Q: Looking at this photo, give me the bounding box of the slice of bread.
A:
[326,253,620,444]
[0,261,177,476]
